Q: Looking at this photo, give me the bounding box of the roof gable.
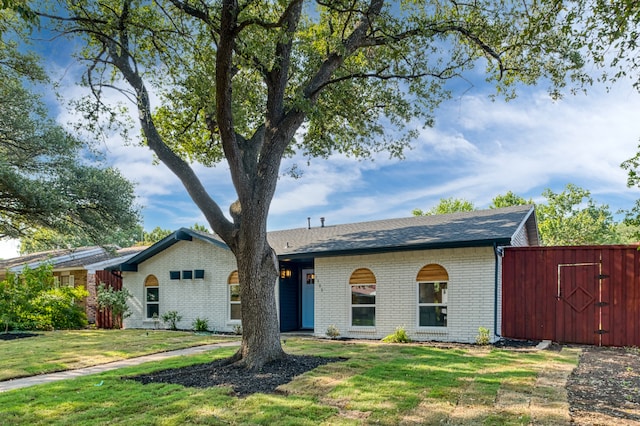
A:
[119,228,229,271]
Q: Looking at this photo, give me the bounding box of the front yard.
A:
[0,329,235,381]
[0,332,578,425]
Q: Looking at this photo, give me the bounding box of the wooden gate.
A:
[95,270,123,329]
[502,246,640,346]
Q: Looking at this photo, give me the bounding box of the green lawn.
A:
[0,329,236,381]
[0,336,579,425]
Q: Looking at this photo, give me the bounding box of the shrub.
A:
[161,310,183,330]
[382,326,412,343]
[326,324,340,339]
[192,317,209,332]
[96,283,133,329]
[476,327,491,345]
[232,324,243,335]
[0,264,88,331]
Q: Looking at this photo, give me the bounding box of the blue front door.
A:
[301,268,315,329]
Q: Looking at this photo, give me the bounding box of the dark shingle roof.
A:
[116,205,537,269]
[268,205,537,258]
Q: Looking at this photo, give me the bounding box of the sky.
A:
[2,22,640,258]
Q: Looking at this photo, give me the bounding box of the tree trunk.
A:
[231,233,285,369]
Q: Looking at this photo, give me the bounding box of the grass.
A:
[0,329,236,381]
[0,336,580,425]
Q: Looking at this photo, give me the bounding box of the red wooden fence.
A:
[502,246,640,346]
[95,270,123,329]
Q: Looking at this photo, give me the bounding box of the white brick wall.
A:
[123,239,239,332]
[314,247,498,343]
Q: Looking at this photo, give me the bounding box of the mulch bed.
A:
[0,332,39,341]
[567,346,640,424]
[128,354,345,397]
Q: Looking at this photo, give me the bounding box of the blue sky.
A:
[2,28,640,258]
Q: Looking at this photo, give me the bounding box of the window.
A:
[417,264,448,327]
[144,275,159,319]
[169,271,180,280]
[349,268,376,327]
[182,270,193,280]
[228,271,241,321]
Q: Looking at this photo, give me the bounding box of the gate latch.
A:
[595,302,609,307]
[598,274,610,279]
[595,329,609,334]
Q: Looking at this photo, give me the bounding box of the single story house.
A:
[117,205,538,343]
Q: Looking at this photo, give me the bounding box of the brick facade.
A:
[314,246,497,343]
[122,238,239,332]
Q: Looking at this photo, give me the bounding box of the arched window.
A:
[144,275,159,319]
[417,264,448,327]
[350,268,376,327]
[228,271,241,321]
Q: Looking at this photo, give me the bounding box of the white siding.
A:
[314,247,497,343]
[122,239,239,332]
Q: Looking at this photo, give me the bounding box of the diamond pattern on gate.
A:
[563,286,595,313]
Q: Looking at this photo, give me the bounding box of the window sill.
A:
[416,327,448,334]
[348,326,376,333]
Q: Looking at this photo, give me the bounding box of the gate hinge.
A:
[595,302,609,307]
[595,329,609,334]
[598,274,610,279]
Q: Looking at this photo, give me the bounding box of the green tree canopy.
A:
[490,191,533,209]
[37,0,594,368]
[0,69,141,247]
[413,197,476,216]
[536,184,617,246]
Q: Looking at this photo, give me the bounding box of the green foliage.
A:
[475,327,491,345]
[381,326,412,343]
[190,223,210,234]
[232,324,243,335]
[490,192,533,209]
[413,198,476,216]
[192,317,209,332]
[138,227,173,246]
[0,72,141,245]
[161,311,183,331]
[326,324,340,339]
[96,283,133,329]
[0,264,87,331]
[537,184,617,246]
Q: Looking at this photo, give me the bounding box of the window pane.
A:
[352,306,375,326]
[419,282,446,304]
[146,287,159,302]
[351,284,376,304]
[230,284,240,302]
[419,306,447,327]
[230,303,242,320]
[146,303,159,319]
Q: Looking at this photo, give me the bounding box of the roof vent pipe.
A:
[307,217,311,229]
[320,217,325,227]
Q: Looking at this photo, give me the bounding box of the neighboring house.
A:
[0,246,146,325]
[117,205,538,343]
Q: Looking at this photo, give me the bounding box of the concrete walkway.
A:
[0,341,241,393]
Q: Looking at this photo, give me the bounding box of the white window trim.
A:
[145,285,160,320]
[349,283,376,328]
[417,281,448,330]
[228,283,241,323]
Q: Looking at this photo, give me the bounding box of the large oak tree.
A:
[37,0,588,368]
[0,8,140,250]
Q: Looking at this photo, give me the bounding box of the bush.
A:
[192,317,209,332]
[382,326,412,343]
[96,283,133,329]
[232,324,243,335]
[0,264,88,331]
[326,324,340,339]
[475,327,491,345]
[161,310,183,330]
